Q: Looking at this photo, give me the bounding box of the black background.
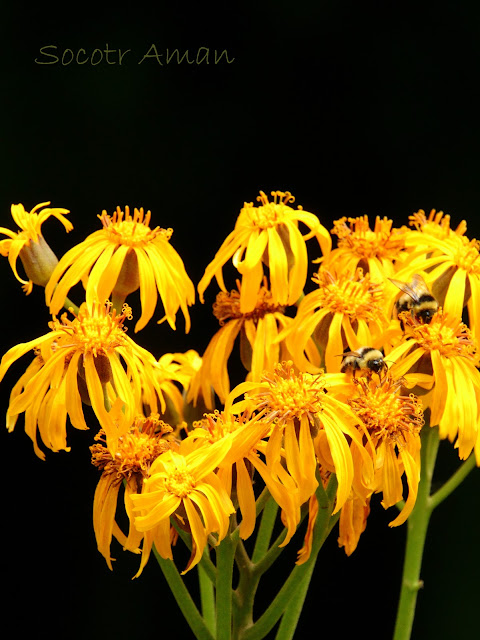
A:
[2,3,480,639]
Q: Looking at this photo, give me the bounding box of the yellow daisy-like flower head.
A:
[132,435,235,574]
[399,227,480,336]
[0,301,162,457]
[347,375,423,527]
[188,280,295,409]
[409,208,467,241]
[198,190,331,314]
[186,410,296,542]
[389,311,480,462]
[227,362,374,516]
[280,267,388,374]
[90,414,173,570]
[0,201,72,294]
[325,215,408,280]
[45,206,195,333]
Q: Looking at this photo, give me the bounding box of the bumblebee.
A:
[389,273,438,325]
[340,347,388,379]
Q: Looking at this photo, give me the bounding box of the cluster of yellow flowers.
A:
[1,194,479,576]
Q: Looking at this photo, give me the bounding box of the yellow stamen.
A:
[312,268,384,321]
[332,215,406,260]
[409,209,467,238]
[348,376,423,445]
[402,312,477,360]
[241,190,298,229]
[252,361,325,425]
[99,206,173,246]
[50,301,132,357]
[453,237,480,274]
[213,283,283,326]
[164,466,197,497]
[91,414,172,480]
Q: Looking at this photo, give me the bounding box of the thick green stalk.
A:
[241,476,338,640]
[216,533,238,640]
[173,521,217,584]
[153,547,215,640]
[251,496,278,564]
[429,453,476,510]
[275,510,340,640]
[393,426,439,640]
[198,555,216,636]
[394,426,477,640]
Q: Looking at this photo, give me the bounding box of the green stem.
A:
[275,509,341,640]
[393,426,439,640]
[233,538,257,640]
[198,555,216,636]
[216,533,238,640]
[430,453,476,510]
[242,476,338,640]
[63,295,79,315]
[255,486,273,518]
[251,496,278,564]
[172,520,217,584]
[153,546,215,640]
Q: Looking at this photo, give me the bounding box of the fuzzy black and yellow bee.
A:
[340,347,388,379]
[389,273,438,326]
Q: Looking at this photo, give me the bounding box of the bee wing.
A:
[410,273,430,291]
[388,277,422,303]
[338,350,361,359]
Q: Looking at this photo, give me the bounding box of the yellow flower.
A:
[0,301,162,457]
[90,415,172,570]
[409,209,467,241]
[389,311,480,461]
[347,375,423,526]
[132,435,235,574]
[325,215,408,281]
[279,267,388,374]
[227,362,374,516]
[187,410,299,543]
[0,201,72,294]
[198,190,331,314]
[397,225,480,334]
[45,206,195,333]
[188,281,298,409]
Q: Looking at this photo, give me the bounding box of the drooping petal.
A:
[389,448,419,527]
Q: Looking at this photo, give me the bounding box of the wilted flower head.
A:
[189,280,296,409]
[91,414,173,570]
[0,201,72,294]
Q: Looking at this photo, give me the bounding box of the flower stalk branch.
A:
[153,547,215,640]
[393,425,477,640]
